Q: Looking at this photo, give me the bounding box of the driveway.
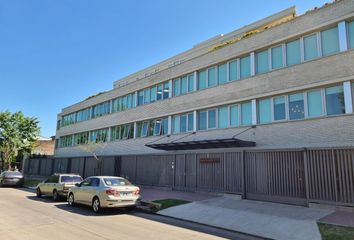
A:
[0,188,254,240]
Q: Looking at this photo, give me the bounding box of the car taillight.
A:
[106,188,119,196]
[134,188,140,195]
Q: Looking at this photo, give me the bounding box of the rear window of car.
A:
[103,178,132,186]
[61,176,82,183]
[5,171,23,177]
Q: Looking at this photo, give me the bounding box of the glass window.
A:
[188,74,194,92]
[90,128,108,143]
[122,96,127,110]
[286,39,301,66]
[326,85,345,115]
[258,98,271,124]
[218,106,228,128]
[157,84,163,101]
[132,93,136,108]
[127,94,132,108]
[138,91,144,106]
[208,67,217,87]
[307,90,323,117]
[271,45,283,70]
[154,120,162,136]
[218,63,227,84]
[172,116,180,134]
[229,60,238,81]
[141,122,149,137]
[92,101,110,118]
[163,82,170,99]
[321,27,339,56]
[77,108,90,122]
[349,21,354,49]
[111,126,121,141]
[198,70,207,90]
[181,76,188,95]
[150,86,157,103]
[208,109,216,129]
[240,56,251,79]
[198,111,207,130]
[241,102,252,125]
[289,93,304,120]
[304,34,318,61]
[256,50,269,74]
[230,105,239,127]
[144,88,150,104]
[187,113,194,132]
[273,96,286,121]
[162,118,169,135]
[173,78,180,97]
[180,115,187,133]
[122,124,132,139]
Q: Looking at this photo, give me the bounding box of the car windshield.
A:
[61,176,82,183]
[103,178,132,186]
[5,171,23,177]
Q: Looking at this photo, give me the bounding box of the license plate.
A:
[120,192,132,197]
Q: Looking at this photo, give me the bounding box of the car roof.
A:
[54,173,81,176]
[88,176,124,179]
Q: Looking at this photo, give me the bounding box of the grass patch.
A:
[153,199,191,210]
[318,223,354,240]
[24,179,42,187]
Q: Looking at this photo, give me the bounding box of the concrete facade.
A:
[55,0,354,158]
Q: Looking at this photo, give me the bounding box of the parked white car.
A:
[36,174,83,201]
[67,176,141,213]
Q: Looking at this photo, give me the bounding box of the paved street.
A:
[0,188,255,240]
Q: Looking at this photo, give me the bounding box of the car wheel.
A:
[53,190,59,201]
[36,188,42,198]
[92,197,101,214]
[68,193,75,206]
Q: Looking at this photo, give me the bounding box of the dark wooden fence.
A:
[24,147,354,207]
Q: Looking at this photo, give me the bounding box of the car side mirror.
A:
[75,183,81,187]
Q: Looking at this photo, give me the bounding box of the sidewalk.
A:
[157,195,334,240]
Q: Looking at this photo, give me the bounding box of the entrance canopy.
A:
[145,138,256,151]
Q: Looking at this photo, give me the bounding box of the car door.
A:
[40,177,52,194]
[83,178,100,203]
[75,178,91,204]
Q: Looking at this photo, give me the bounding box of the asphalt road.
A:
[0,188,259,240]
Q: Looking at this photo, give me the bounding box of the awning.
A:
[145,138,256,151]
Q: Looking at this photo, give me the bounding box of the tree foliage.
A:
[0,111,40,170]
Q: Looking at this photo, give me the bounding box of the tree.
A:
[78,140,107,175]
[0,111,40,170]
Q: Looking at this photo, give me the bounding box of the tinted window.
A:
[90,178,100,187]
[5,171,23,177]
[104,178,132,186]
[61,176,82,183]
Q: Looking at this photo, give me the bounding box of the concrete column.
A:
[251,99,257,125]
[250,52,255,76]
[134,91,138,108]
[133,122,138,139]
[168,80,173,98]
[193,110,197,132]
[168,116,172,135]
[338,21,348,52]
[107,127,111,142]
[193,71,198,91]
[343,81,353,114]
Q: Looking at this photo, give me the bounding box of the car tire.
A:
[53,190,59,202]
[36,188,42,198]
[126,205,136,211]
[68,193,75,206]
[92,197,101,214]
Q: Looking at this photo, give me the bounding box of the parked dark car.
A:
[0,171,24,187]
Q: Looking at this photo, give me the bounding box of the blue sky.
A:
[0,0,329,137]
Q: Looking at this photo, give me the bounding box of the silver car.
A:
[67,176,141,213]
[36,173,83,201]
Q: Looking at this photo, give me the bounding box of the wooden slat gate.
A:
[244,150,307,206]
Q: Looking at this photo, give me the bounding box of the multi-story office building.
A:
[39,0,354,206]
[56,0,354,156]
